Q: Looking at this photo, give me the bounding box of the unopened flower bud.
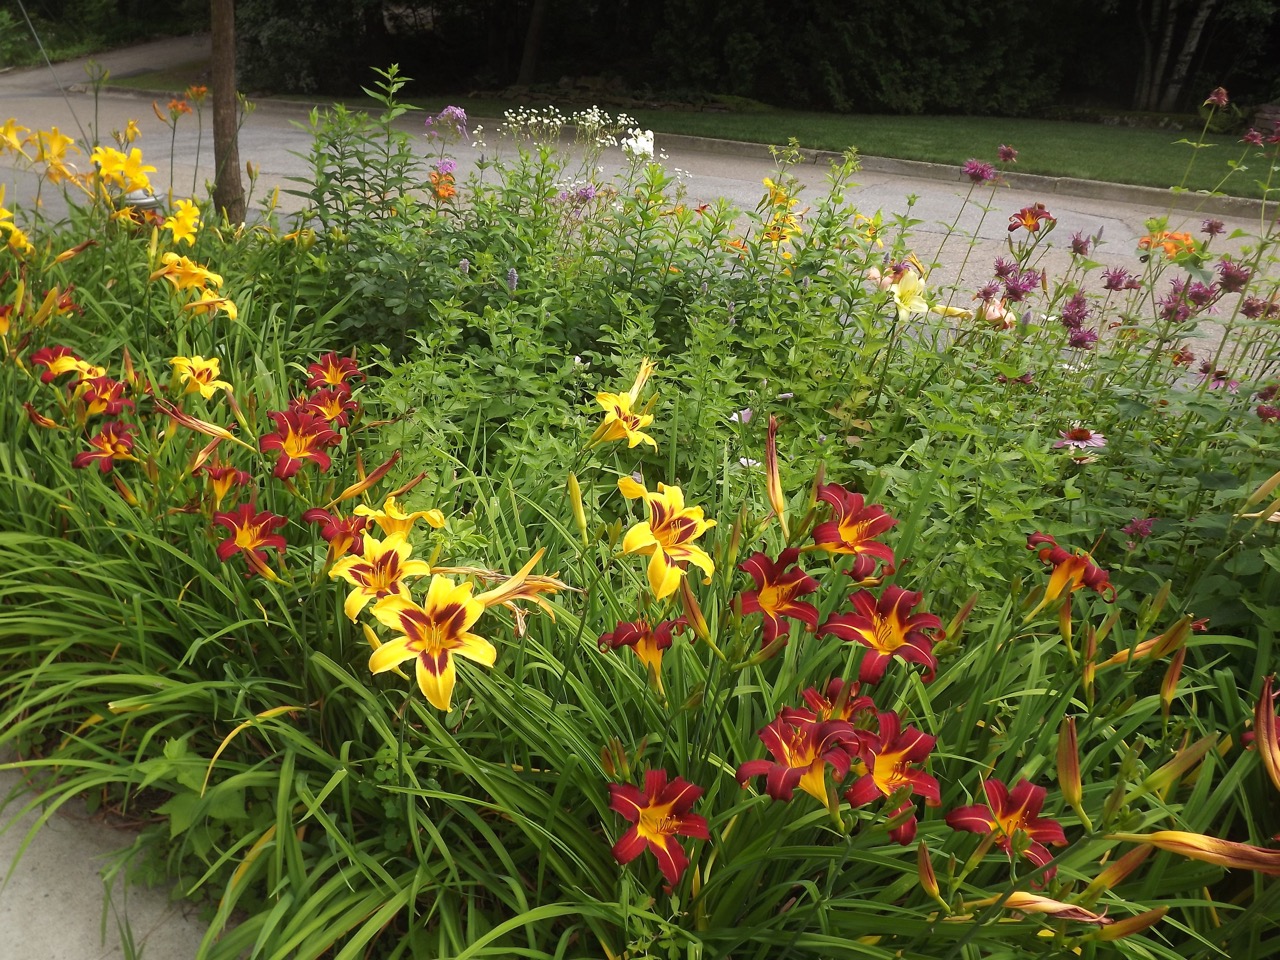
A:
[567,472,588,545]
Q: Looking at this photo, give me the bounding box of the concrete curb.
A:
[653,131,1270,219]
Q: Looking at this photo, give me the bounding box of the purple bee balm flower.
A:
[436,158,458,175]
[997,144,1018,163]
[1216,258,1251,293]
[1186,281,1218,308]
[1201,218,1225,237]
[1259,384,1279,402]
[1060,293,1090,328]
[1242,296,1268,319]
[993,257,1018,280]
[1122,517,1157,540]
[962,159,997,184]
[1055,425,1107,449]
[976,280,1002,302]
[1242,128,1265,147]
[1258,404,1280,423]
[1068,328,1099,350]
[1069,231,1091,256]
[1204,87,1229,108]
[1157,293,1192,324]
[1101,267,1131,292]
[1003,269,1040,303]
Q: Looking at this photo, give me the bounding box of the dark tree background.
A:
[3,0,1278,114]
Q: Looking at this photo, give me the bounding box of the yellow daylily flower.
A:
[330,533,433,621]
[165,198,201,246]
[587,357,659,450]
[1,118,31,157]
[182,288,238,321]
[354,494,446,538]
[890,269,929,319]
[170,355,232,399]
[369,576,495,711]
[618,477,716,599]
[150,252,222,291]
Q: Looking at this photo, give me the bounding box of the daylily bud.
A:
[1091,906,1168,941]
[943,592,979,644]
[967,891,1110,925]
[246,160,258,181]
[917,841,942,902]
[326,451,402,507]
[679,576,711,643]
[53,239,97,263]
[111,475,138,506]
[1239,468,1280,516]
[1129,734,1217,802]
[1109,830,1280,874]
[1160,647,1186,720]
[1080,844,1152,903]
[765,415,788,539]
[567,472,588,544]
[1058,716,1092,831]
[1255,675,1280,794]
[1098,614,1192,669]
[1082,625,1098,706]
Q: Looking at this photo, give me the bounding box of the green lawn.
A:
[105,62,1275,200]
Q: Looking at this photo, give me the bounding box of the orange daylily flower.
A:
[1138,231,1196,259]
[618,476,715,599]
[258,410,340,479]
[819,585,941,684]
[1025,531,1115,618]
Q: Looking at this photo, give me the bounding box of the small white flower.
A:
[621,127,655,160]
[738,457,761,468]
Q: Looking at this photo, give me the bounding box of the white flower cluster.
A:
[569,105,639,149]
[500,105,567,143]
[620,127,655,160]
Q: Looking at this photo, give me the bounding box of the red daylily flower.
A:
[844,711,940,844]
[1008,203,1055,233]
[212,502,288,580]
[819,586,942,684]
[799,678,875,723]
[609,770,709,886]
[1026,531,1116,616]
[259,410,341,479]
[737,709,859,805]
[1255,675,1280,795]
[738,547,820,645]
[80,376,135,417]
[302,507,368,561]
[195,462,252,510]
[811,483,897,575]
[946,778,1067,876]
[306,351,365,389]
[29,345,79,383]
[294,386,358,426]
[599,617,689,693]
[71,421,137,473]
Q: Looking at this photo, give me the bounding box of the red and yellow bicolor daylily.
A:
[369,575,495,711]
[736,710,857,806]
[329,533,432,621]
[819,585,942,684]
[844,711,940,845]
[946,778,1068,875]
[608,769,709,886]
[618,477,715,600]
[258,410,340,479]
[738,547,819,645]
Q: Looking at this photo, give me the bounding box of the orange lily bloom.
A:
[80,376,135,417]
[764,415,788,537]
[1138,231,1196,259]
[618,477,716,599]
[302,508,368,563]
[1007,202,1055,233]
[329,533,432,621]
[609,770,709,886]
[369,576,495,711]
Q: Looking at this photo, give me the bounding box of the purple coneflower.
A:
[1055,425,1107,449]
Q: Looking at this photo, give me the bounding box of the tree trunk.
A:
[1142,0,1182,110]
[516,0,549,85]
[1156,0,1219,111]
[211,0,245,224]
